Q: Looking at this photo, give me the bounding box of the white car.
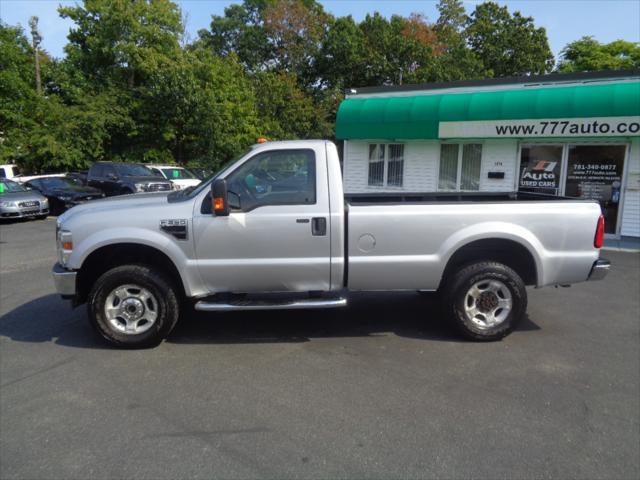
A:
[1,164,67,184]
[146,165,201,190]
[0,164,19,180]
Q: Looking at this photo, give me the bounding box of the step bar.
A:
[194,297,347,312]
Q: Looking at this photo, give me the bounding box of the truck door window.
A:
[226,149,316,212]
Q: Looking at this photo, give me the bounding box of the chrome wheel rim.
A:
[104,284,158,335]
[464,280,512,329]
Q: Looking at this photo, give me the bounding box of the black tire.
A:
[50,199,64,216]
[87,264,180,348]
[442,261,527,341]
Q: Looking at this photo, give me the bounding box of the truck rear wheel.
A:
[442,261,527,341]
[87,264,180,348]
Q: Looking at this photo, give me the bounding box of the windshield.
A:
[0,179,27,194]
[40,177,79,189]
[115,164,155,177]
[162,168,196,180]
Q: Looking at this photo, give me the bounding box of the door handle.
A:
[311,217,327,236]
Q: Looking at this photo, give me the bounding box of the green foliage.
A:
[558,37,640,72]
[466,1,554,76]
[59,0,184,88]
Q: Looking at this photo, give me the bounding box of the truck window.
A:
[226,149,316,211]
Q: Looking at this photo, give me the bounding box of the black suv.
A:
[87,162,173,196]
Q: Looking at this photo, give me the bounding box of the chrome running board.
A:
[195,297,347,312]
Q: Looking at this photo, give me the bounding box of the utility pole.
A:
[29,16,42,95]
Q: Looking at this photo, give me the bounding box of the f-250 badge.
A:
[159,219,188,240]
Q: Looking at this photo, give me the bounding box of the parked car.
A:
[0,178,49,220]
[51,140,609,348]
[0,164,20,180]
[146,164,201,190]
[66,171,89,186]
[87,162,173,196]
[187,166,212,180]
[25,176,105,215]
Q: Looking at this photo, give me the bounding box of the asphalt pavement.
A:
[1,218,639,479]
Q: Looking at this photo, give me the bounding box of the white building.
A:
[336,71,640,238]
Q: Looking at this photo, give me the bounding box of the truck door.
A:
[192,146,331,293]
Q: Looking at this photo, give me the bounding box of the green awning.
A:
[335,81,640,140]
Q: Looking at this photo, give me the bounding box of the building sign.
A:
[439,116,640,138]
[519,159,561,194]
[518,145,563,195]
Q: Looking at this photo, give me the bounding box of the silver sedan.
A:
[0,179,49,219]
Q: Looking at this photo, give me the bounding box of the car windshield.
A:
[162,168,196,180]
[114,164,155,177]
[40,177,78,189]
[0,180,27,194]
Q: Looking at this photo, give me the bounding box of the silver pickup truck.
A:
[52,140,609,347]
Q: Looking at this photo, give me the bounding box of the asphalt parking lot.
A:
[1,218,639,480]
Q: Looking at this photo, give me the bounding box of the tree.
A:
[197,0,273,72]
[558,37,640,72]
[253,71,328,140]
[141,47,261,167]
[317,15,368,89]
[59,0,184,88]
[466,1,554,77]
[432,0,484,81]
[200,0,331,86]
[0,23,38,164]
[261,0,330,82]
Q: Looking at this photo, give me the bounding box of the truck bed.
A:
[344,193,602,291]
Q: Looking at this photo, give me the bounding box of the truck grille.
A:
[147,183,171,192]
[18,201,39,208]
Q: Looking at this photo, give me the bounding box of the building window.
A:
[368,144,404,187]
[438,143,482,191]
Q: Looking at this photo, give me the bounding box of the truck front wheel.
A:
[442,261,527,341]
[87,265,180,348]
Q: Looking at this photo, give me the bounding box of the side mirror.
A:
[107,173,118,180]
[211,179,229,216]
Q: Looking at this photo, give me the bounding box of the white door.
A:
[192,147,331,293]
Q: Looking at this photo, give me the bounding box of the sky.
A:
[1,0,639,61]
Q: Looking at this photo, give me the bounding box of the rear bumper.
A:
[52,263,77,297]
[588,258,610,281]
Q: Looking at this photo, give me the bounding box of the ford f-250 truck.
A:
[52,140,610,348]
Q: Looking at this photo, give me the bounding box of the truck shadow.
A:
[0,292,540,349]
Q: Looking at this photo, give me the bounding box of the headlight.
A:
[135,183,148,192]
[0,201,15,208]
[41,198,49,205]
[172,183,181,190]
[57,229,73,267]
[57,196,71,202]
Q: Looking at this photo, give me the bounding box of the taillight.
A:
[594,215,605,248]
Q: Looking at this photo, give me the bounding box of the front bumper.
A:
[52,263,77,297]
[588,258,610,281]
[1,205,49,218]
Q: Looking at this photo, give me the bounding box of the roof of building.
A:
[345,70,640,97]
